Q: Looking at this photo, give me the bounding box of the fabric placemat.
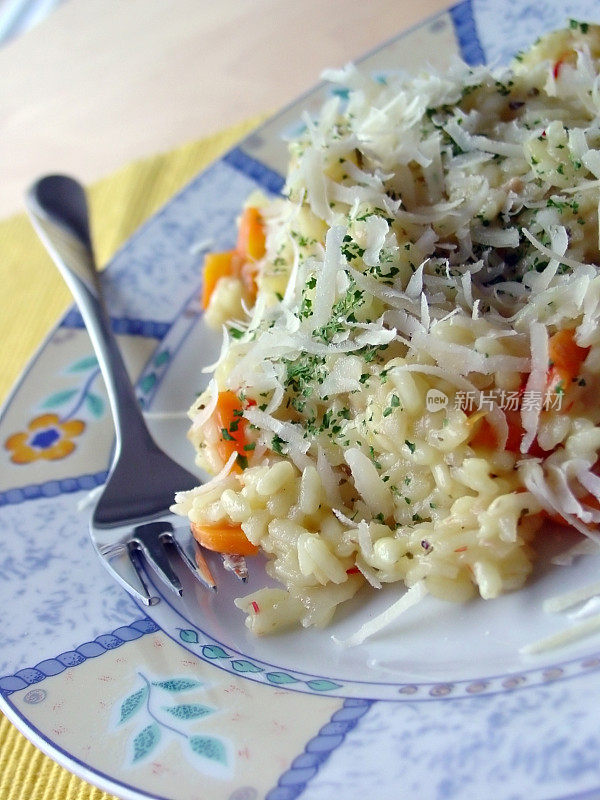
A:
[0,113,266,800]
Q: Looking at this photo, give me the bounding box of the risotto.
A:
[172,22,600,638]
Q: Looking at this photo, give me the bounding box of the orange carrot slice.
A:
[201,208,265,309]
[470,329,589,455]
[208,390,254,470]
[236,207,265,300]
[469,411,545,457]
[236,207,266,262]
[191,521,259,556]
[546,328,590,397]
[201,250,238,309]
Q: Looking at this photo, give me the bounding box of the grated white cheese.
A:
[520,612,600,655]
[520,323,548,454]
[543,580,600,613]
[182,23,600,642]
[345,448,394,518]
[312,226,345,330]
[189,378,219,431]
[332,581,428,647]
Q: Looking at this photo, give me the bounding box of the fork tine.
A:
[194,546,218,590]
[169,527,217,591]
[132,521,183,597]
[98,543,160,606]
[27,175,251,606]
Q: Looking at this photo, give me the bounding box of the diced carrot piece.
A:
[239,260,261,300]
[470,330,589,456]
[543,492,600,528]
[210,390,249,467]
[201,250,238,310]
[504,410,537,454]
[191,521,259,556]
[236,207,266,262]
[201,208,265,310]
[204,390,257,471]
[547,328,589,397]
[236,207,265,301]
[548,328,588,370]
[468,416,497,450]
[469,411,545,456]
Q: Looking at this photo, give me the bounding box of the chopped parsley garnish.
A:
[341,234,365,261]
[271,435,285,454]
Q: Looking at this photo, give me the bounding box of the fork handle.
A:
[26,175,155,456]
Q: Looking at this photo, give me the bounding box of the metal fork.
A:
[26,174,245,605]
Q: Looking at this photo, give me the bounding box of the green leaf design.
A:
[118,686,148,724]
[153,350,170,367]
[189,735,227,765]
[265,672,300,685]
[40,389,77,409]
[162,703,214,721]
[230,659,263,673]
[179,628,200,644]
[85,392,104,418]
[139,373,157,393]
[67,355,98,372]
[132,723,160,762]
[332,87,350,100]
[151,678,203,692]
[305,679,342,692]
[202,645,229,659]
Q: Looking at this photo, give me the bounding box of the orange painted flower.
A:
[4,413,85,464]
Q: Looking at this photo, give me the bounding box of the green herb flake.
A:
[271,435,285,454]
[369,446,382,470]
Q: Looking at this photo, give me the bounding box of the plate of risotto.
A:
[4,3,600,799]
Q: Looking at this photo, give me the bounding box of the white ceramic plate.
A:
[3,2,600,798]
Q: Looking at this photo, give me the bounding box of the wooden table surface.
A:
[0,0,451,219]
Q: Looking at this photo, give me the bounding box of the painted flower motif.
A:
[4,413,85,464]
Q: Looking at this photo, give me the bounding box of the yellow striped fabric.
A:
[0,114,265,404]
